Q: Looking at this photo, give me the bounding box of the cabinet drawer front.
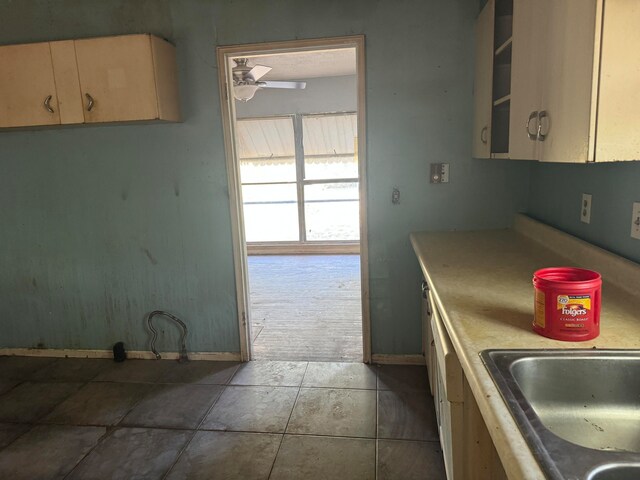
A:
[430,299,464,403]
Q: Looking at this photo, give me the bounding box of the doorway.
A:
[217,36,369,362]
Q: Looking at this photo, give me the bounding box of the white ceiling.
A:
[240,48,356,81]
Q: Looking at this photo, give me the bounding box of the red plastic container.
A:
[532,267,602,341]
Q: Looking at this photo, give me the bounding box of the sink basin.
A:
[481,350,640,480]
[588,464,640,480]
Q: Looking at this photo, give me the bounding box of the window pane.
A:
[237,117,296,183]
[304,156,358,180]
[242,184,299,242]
[304,182,359,241]
[240,158,296,184]
[303,113,358,180]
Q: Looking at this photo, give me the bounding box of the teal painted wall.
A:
[0,0,530,355]
[527,162,640,264]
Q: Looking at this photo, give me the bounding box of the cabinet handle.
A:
[421,281,430,299]
[480,126,488,144]
[43,95,55,113]
[537,110,549,141]
[85,93,95,112]
[526,111,539,140]
[421,281,432,316]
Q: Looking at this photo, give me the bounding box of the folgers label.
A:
[533,268,602,341]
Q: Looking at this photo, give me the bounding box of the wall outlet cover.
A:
[581,193,592,224]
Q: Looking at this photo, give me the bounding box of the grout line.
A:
[0,423,36,453]
[240,384,377,392]
[375,438,379,480]
[62,380,156,479]
[266,361,309,480]
[160,380,228,480]
[62,426,113,480]
[375,386,379,480]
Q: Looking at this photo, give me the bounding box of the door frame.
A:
[216,35,370,363]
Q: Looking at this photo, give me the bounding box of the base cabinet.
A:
[423,279,507,480]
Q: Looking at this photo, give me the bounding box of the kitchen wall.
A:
[527,162,640,264]
[0,0,529,356]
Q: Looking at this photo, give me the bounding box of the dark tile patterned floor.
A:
[0,356,445,480]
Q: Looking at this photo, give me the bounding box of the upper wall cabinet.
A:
[0,43,61,128]
[75,35,180,123]
[0,34,180,129]
[471,0,494,159]
[473,0,640,163]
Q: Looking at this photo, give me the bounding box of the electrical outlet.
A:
[441,163,450,183]
[392,187,400,205]
[581,194,592,224]
[631,202,640,240]
[430,163,450,184]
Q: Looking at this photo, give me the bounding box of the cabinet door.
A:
[50,41,84,125]
[596,0,640,161]
[74,35,158,123]
[538,0,601,163]
[0,43,60,128]
[472,0,494,158]
[508,0,544,160]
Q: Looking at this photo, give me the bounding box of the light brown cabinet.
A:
[75,35,180,123]
[471,0,494,159]
[0,34,180,129]
[474,0,640,163]
[422,278,508,480]
[0,43,61,128]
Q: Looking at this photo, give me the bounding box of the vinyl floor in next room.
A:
[248,255,363,362]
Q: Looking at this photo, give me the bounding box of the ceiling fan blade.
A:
[248,65,272,81]
[260,81,307,90]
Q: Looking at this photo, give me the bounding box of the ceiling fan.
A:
[232,58,307,102]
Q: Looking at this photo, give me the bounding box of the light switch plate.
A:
[631,202,640,240]
[581,194,592,224]
[430,163,450,184]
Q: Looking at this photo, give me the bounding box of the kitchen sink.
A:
[481,350,640,480]
[588,464,640,480]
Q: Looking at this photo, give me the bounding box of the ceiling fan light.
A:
[234,84,260,102]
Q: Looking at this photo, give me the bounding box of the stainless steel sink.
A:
[588,463,640,480]
[481,350,640,480]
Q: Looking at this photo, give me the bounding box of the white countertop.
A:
[410,216,640,480]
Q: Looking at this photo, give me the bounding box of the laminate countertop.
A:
[410,215,640,480]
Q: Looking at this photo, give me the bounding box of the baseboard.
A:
[371,354,424,365]
[0,348,242,362]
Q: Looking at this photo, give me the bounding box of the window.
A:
[237,112,359,243]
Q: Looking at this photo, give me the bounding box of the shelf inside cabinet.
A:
[494,15,513,47]
[491,100,510,154]
[494,0,513,47]
[488,0,513,158]
[492,63,511,101]
[493,94,511,106]
[494,37,512,56]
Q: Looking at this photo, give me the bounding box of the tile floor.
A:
[0,356,445,480]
